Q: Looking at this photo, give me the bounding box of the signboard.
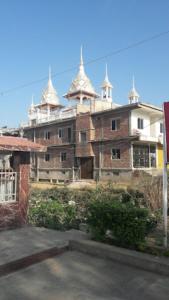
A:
[163,102,169,247]
[164,102,169,162]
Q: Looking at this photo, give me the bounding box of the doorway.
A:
[80,157,93,179]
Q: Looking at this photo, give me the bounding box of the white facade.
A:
[130,107,163,144]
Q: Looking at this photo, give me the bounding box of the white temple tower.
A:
[101,64,113,103]
[128,77,140,104]
[64,47,99,104]
[28,67,63,124]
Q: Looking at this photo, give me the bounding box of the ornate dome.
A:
[65,47,97,98]
[41,67,60,105]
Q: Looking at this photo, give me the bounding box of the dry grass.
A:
[133,174,163,211]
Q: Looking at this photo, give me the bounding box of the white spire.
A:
[31,94,34,108]
[41,67,60,105]
[128,76,140,104]
[29,94,35,114]
[80,45,83,65]
[79,45,85,76]
[49,65,52,81]
[132,75,137,91]
[101,64,113,103]
[65,46,97,99]
[101,64,113,88]
[105,63,108,81]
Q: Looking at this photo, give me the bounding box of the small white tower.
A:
[101,64,113,103]
[128,76,140,104]
[64,46,99,104]
[41,66,60,106]
[29,95,35,113]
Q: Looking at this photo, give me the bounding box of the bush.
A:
[29,185,159,243]
[29,187,93,227]
[87,198,156,247]
[29,200,78,230]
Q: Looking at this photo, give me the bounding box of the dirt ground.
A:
[30,180,129,190]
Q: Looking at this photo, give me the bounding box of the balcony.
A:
[131,129,163,144]
[21,108,77,128]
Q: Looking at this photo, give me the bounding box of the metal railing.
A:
[0,171,17,203]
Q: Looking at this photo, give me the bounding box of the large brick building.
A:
[22,50,163,182]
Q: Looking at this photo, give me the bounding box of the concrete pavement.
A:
[0,250,169,300]
[0,226,88,276]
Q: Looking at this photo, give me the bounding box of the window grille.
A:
[0,171,17,203]
[111,149,120,159]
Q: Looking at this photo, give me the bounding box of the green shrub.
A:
[29,200,78,230]
[29,185,159,242]
[87,199,156,247]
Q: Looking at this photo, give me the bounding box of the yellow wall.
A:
[157,144,163,169]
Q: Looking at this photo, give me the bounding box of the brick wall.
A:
[38,145,74,169]
[25,108,132,181]
[27,120,76,146]
[93,140,131,169]
[92,110,130,141]
[0,152,30,229]
[75,113,94,157]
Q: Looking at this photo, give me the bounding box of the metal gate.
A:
[0,172,17,203]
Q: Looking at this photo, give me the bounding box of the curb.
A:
[0,243,69,277]
[69,239,169,276]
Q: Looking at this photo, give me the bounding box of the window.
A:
[137,118,144,129]
[111,119,120,131]
[160,123,163,134]
[133,144,156,168]
[60,152,66,162]
[80,131,87,143]
[111,149,120,159]
[44,154,50,162]
[150,145,156,168]
[44,131,50,140]
[108,87,111,98]
[68,127,72,142]
[133,145,149,168]
[58,128,64,138]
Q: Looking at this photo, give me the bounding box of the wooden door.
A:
[80,157,93,179]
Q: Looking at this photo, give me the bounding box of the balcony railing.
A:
[131,129,163,143]
[21,108,77,128]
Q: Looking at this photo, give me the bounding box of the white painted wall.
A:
[130,110,150,136]
[130,110,163,139]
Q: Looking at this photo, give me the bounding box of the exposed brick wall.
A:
[76,143,94,157]
[93,140,131,169]
[0,152,30,229]
[38,146,74,169]
[26,120,76,146]
[24,108,132,181]
[75,113,94,157]
[92,110,130,141]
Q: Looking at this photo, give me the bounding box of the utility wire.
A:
[1,29,169,97]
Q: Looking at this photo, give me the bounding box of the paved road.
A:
[0,250,169,300]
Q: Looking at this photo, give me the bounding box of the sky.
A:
[0,0,169,127]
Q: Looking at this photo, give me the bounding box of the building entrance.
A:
[80,157,93,179]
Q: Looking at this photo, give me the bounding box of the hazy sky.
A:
[0,0,169,127]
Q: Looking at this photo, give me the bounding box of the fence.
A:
[0,171,17,203]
